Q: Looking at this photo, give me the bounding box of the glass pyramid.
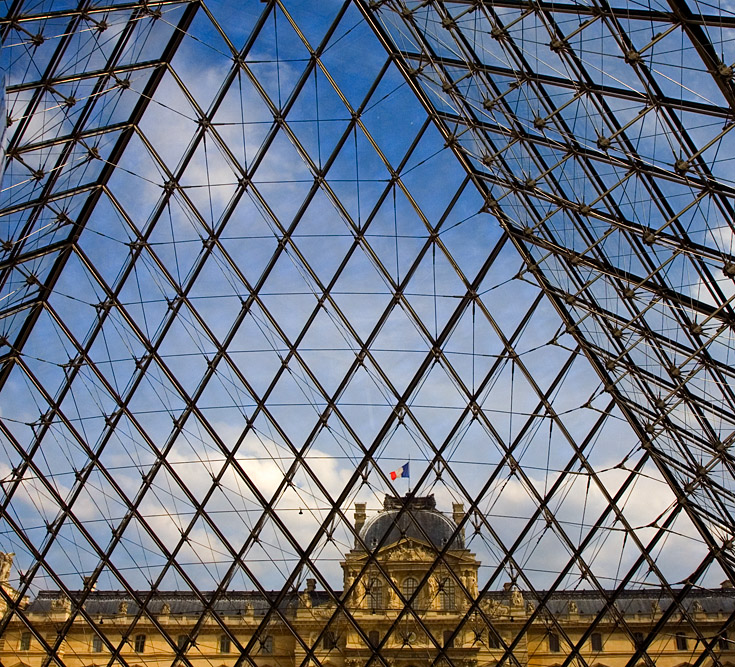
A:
[1,1,734,666]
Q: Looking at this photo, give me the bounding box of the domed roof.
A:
[359,495,464,551]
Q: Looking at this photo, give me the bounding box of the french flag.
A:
[390,462,409,480]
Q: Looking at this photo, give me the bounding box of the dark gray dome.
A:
[359,495,463,551]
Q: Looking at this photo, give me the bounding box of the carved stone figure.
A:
[427,575,439,602]
[386,578,400,608]
[0,553,14,583]
[481,598,506,617]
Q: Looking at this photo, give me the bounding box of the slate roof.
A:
[359,494,464,551]
[24,588,735,617]
[26,590,302,616]
[482,588,735,615]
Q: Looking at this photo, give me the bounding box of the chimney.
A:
[453,503,465,542]
[354,503,366,545]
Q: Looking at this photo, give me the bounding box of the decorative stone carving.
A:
[51,595,71,613]
[160,602,170,615]
[386,542,431,561]
[510,587,524,608]
[118,600,128,615]
[568,600,578,615]
[481,598,507,617]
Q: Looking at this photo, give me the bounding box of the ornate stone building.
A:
[1,496,733,667]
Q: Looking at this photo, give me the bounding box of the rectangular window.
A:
[368,630,380,647]
[92,635,103,653]
[633,632,644,647]
[591,632,603,652]
[719,632,729,651]
[443,630,454,648]
[134,634,146,653]
[323,631,338,650]
[219,635,231,654]
[488,630,501,649]
[177,635,188,651]
[676,633,688,651]
[20,631,31,651]
[259,635,273,654]
[549,633,560,653]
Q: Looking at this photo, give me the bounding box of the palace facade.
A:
[1,495,733,667]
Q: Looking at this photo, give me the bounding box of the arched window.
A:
[91,635,103,653]
[402,577,418,602]
[368,630,380,647]
[219,635,231,654]
[367,577,383,610]
[438,577,455,611]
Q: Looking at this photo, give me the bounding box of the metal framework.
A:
[1,1,734,667]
